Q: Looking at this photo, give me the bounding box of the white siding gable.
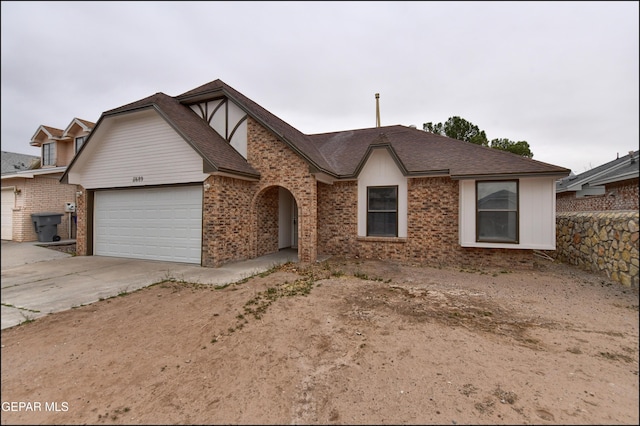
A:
[357,148,408,237]
[189,99,248,158]
[68,109,208,189]
[459,177,556,249]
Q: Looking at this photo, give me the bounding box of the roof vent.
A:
[375,93,381,128]
[409,124,417,129]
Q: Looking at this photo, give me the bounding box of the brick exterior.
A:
[318,176,534,269]
[556,178,639,212]
[74,117,537,270]
[243,117,317,264]
[5,175,78,242]
[75,188,88,256]
[201,117,318,266]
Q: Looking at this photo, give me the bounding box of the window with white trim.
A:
[476,180,518,243]
[42,142,56,166]
[74,136,86,154]
[367,186,398,237]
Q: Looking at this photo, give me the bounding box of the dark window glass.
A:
[477,181,518,243]
[367,186,397,237]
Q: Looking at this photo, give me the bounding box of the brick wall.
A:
[245,117,317,264]
[317,180,358,255]
[75,187,87,256]
[10,175,78,242]
[556,178,639,212]
[200,117,318,266]
[318,176,534,269]
[202,175,255,267]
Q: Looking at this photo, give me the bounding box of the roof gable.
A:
[64,78,571,184]
[63,117,95,138]
[310,125,570,179]
[557,150,639,192]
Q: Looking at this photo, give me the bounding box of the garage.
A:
[94,186,203,264]
[1,188,15,240]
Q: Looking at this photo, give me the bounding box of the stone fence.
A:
[553,211,639,287]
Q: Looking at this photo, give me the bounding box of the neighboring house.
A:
[556,150,639,212]
[1,118,94,241]
[62,79,570,268]
[1,151,40,174]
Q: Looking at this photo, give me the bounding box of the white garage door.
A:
[94,186,202,264]
[1,188,15,240]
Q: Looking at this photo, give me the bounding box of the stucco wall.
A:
[554,211,639,286]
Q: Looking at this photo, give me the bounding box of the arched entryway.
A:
[254,186,299,259]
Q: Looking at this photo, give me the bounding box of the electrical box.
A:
[64,202,76,213]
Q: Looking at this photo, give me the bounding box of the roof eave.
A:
[451,170,570,180]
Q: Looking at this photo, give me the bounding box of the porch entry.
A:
[278,187,298,250]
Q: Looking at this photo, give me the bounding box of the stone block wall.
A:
[554,211,639,286]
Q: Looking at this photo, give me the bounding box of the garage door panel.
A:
[94,186,202,264]
[1,189,15,240]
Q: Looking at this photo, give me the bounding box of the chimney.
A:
[375,93,380,128]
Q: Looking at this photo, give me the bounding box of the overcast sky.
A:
[1,1,638,174]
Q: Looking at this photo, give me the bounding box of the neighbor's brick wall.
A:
[9,176,77,242]
[556,178,639,212]
[318,176,534,269]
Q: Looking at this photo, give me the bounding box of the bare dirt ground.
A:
[1,254,638,425]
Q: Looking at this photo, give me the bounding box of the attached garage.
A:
[94,186,203,264]
[1,188,15,240]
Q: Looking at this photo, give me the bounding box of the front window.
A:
[74,136,85,153]
[367,186,398,237]
[42,143,56,166]
[476,180,518,243]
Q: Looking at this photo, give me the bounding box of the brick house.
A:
[1,118,94,241]
[62,79,570,268]
[556,150,639,212]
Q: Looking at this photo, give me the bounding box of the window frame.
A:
[42,142,55,166]
[366,185,398,237]
[74,136,86,154]
[475,180,519,244]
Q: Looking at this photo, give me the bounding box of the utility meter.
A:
[64,202,76,213]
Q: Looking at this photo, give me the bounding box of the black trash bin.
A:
[31,213,63,242]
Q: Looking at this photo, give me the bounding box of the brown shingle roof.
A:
[105,92,259,178]
[41,126,64,138]
[177,80,334,174]
[75,79,570,181]
[310,125,570,178]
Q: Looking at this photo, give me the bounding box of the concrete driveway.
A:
[1,240,298,330]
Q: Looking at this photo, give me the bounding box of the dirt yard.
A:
[1,256,638,425]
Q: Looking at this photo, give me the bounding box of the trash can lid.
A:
[31,212,65,217]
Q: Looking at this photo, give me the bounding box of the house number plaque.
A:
[133,176,144,183]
